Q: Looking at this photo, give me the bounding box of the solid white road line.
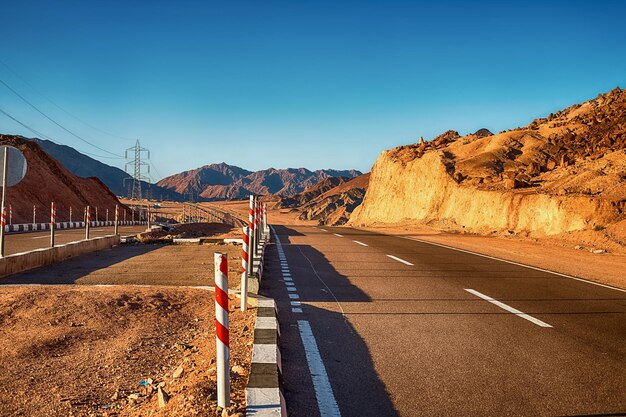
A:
[353,240,368,247]
[465,289,553,328]
[386,254,414,266]
[298,320,341,417]
[333,233,343,237]
[30,235,49,239]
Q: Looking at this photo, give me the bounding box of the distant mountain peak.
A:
[157,164,362,200]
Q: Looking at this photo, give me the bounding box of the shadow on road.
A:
[1,244,163,285]
[261,227,399,416]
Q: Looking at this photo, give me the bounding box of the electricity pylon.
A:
[124,140,150,200]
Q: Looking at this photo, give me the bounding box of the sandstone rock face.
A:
[350,88,626,237]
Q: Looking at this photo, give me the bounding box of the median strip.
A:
[465,289,552,328]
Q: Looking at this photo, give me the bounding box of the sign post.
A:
[0,145,27,257]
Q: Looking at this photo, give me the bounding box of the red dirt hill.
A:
[0,135,128,223]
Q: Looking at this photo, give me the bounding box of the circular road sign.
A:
[0,145,27,187]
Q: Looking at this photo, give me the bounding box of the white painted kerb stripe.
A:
[353,240,368,247]
[333,233,343,237]
[298,320,341,417]
[465,289,552,328]
[252,343,278,363]
[386,254,414,266]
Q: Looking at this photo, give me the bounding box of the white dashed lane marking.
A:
[465,289,553,328]
[386,254,414,266]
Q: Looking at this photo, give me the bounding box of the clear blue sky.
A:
[1,0,625,179]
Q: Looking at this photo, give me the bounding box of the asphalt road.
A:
[261,225,626,417]
[2,225,148,256]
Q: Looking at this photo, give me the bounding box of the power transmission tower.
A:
[124,140,150,200]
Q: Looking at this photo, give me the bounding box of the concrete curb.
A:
[0,235,121,278]
[4,221,147,234]
[246,296,286,417]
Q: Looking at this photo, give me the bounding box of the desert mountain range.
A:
[156,163,362,200]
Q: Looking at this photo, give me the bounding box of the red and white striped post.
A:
[33,205,36,226]
[114,204,119,235]
[9,205,12,226]
[262,202,267,235]
[85,206,91,239]
[248,195,256,275]
[69,206,72,223]
[214,252,230,408]
[95,207,98,223]
[0,206,6,257]
[241,226,250,311]
[255,198,261,247]
[106,208,109,223]
[50,202,56,247]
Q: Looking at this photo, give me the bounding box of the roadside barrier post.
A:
[50,202,55,247]
[96,207,98,222]
[132,209,135,223]
[241,226,250,311]
[114,204,119,235]
[147,205,151,229]
[33,205,36,226]
[124,209,126,224]
[0,147,8,257]
[248,195,256,275]
[106,209,109,223]
[9,205,11,226]
[85,206,91,240]
[214,252,230,409]
[69,206,72,223]
[255,198,261,252]
[0,206,5,257]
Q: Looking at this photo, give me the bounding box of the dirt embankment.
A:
[350,88,626,249]
[0,135,128,223]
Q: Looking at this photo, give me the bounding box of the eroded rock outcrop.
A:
[350,88,626,238]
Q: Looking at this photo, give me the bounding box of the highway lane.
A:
[3,225,148,256]
[262,225,626,417]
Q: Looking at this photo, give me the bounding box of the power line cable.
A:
[0,59,135,142]
[0,77,124,157]
[0,107,124,160]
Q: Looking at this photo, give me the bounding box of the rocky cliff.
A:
[350,88,626,240]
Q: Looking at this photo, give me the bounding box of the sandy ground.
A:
[0,286,254,417]
[0,241,254,416]
[207,200,315,226]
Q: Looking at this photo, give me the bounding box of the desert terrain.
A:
[0,222,255,417]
